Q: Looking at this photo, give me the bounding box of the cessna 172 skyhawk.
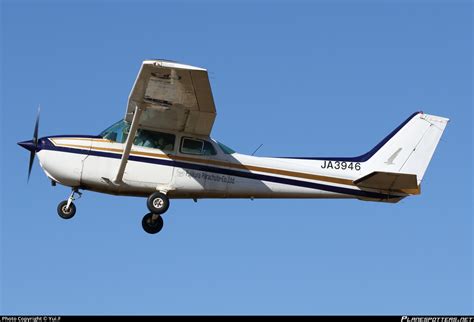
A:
[18,59,449,234]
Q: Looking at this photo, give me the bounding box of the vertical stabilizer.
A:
[364,112,449,184]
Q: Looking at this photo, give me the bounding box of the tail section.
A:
[360,112,449,188]
[281,111,448,199]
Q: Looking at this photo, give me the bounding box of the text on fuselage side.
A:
[176,169,236,184]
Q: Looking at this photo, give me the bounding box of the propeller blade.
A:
[25,106,40,182]
[27,150,35,182]
[33,106,40,145]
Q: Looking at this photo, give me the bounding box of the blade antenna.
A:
[251,144,263,156]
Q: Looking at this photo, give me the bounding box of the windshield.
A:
[217,141,236,154]
[99,120,130,143]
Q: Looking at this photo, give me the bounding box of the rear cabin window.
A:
[217,141,236,154]
[134,129,175,151]
[180,137,216,155]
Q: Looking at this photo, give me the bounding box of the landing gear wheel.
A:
[57,200,76,219]
[147,192,169,214]
[142,213,164,234]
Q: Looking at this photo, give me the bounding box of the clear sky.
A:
[1,0,472,315]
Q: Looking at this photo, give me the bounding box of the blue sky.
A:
[1,0,472,315]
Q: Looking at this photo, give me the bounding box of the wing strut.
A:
[113,105,143,183]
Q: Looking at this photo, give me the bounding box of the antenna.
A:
[251,144,263,156]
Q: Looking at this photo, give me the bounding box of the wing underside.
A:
[126,60,216,136]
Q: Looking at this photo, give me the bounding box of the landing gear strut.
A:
[142,191,170,234]
[57,188,81,219]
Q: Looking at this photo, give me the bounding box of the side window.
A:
[180,137,216,155]
[134,129,175,151]
[202,141,217,155]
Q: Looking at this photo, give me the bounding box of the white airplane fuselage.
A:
[34,133,404,202]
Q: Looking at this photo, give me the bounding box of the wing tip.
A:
[143,59,207,71]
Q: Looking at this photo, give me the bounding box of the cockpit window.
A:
[99,120,130,143]
[217,141,236,154]
[100,121,175,151]
[134,129,175,151]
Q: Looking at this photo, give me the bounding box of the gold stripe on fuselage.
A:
[49,138,356,187]
[51,137,111,142]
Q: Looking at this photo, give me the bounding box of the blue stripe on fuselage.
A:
[40,140,401,200]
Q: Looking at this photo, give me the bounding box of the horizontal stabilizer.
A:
[354,171,419,194]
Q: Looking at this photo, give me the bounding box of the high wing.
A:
[125,59,216,136]
[114,59,216,183]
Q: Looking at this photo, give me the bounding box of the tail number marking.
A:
[321,161,361,171]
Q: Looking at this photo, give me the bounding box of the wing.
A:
[126,59,216,136]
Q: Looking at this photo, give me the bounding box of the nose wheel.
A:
[57,200,76,219]
[57,188,81,219]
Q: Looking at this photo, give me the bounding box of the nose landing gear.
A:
[57,188,81,219]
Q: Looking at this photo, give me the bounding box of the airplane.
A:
[18,59,450,234]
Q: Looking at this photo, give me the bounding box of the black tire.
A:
[147,192,170,214]
[57,200,76,219]
[142,213,164,234]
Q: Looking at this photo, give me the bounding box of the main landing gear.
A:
[142,192,170,234]
[57,188,81,219]
[142,213,164,234]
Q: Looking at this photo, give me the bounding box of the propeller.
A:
[18,106,40,182]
